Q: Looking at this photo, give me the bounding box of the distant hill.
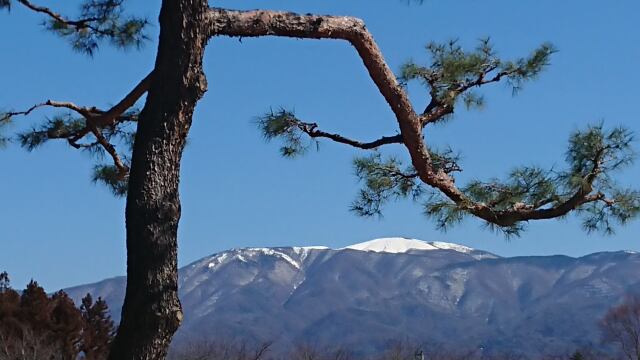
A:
[64,237,640,357]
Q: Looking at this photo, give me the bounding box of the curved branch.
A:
[2,100,94,121]
[92,71,152,127]
[206,8,612,231]
[17,0,87,25]
[308,130,402,149]
[206,8,442,182]
[90,126,129,178]
[206,8,473,214]
[294,119,402,149]
[4,73,150,179]
[5,72,151,127]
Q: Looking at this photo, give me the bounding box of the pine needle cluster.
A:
[400,39,555,111]
[1,1,146,195]
[1,0,148,55]
[256,38,638,236]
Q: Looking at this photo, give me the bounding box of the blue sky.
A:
[1,0,639,290]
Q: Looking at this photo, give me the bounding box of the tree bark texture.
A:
[107,0,209,358]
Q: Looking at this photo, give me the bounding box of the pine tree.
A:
[80,293,116,360]
[0,272,9,294]
[18,280,51,332]
[0,272,21,353]
[2,1,639,359]
[50,291,84,359]
[0,272,115,359]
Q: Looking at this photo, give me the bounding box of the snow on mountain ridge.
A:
[199,238,484,273]
[206,248,303,270]
[203,239,477,269]
[343,237,475,254]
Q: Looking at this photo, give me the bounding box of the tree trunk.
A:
[107,0,209,358]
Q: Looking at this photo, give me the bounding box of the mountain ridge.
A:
[64,237,640,357]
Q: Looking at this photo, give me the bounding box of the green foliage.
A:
[0,115,10,148]
[17,115,86,151]
[565,123,635,182]
[256,108,316,157]
[350,147,461,220]
[11,110,136,194]
[579,188,640,235]
[1,0,148,55]
[400,39,556,109]
[49,1,148,55]
[463,167,558,211]
[501,43,556,92]
[423,193,470,232]
[350,154,423,217]
[423,124,639,236]
[92,163,129,197]
[429,146,462,173]
[564,124,638,234]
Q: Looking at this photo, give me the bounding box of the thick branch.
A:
[503,151,607,223]
[206,9,417,129]
[207,8,447,188]
[207,8,609,230]
[92,72,152,127]
[206,8,475,216]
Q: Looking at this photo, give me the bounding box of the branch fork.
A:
[4,72,152,180]
[206,7,617,230]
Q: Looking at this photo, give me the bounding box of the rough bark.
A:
[107,0,209,358]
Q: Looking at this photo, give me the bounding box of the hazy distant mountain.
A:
[64,237,640,356]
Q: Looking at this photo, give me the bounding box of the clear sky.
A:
[1,0,639,290]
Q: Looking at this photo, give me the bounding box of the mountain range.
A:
[64,237,640,357]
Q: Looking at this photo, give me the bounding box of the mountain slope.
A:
[64,238,640,356]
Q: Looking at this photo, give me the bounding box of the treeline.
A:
[0,272,115,360]
[1,270,637,360]
[168,339,614,360]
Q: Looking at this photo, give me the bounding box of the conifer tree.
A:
[50,291,85,358]
[0,272,9,293]
[0,273,116,359]
[19,280,51,329]
[80,293,116,360]
[2,1,638,359]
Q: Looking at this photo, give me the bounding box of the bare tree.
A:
[2,1,639,359]
[600,294,640,360]
[0,326,65,360]
[169,339,272,360]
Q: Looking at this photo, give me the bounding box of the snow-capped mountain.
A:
[64,238,640,357]
[342,237,475,253]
